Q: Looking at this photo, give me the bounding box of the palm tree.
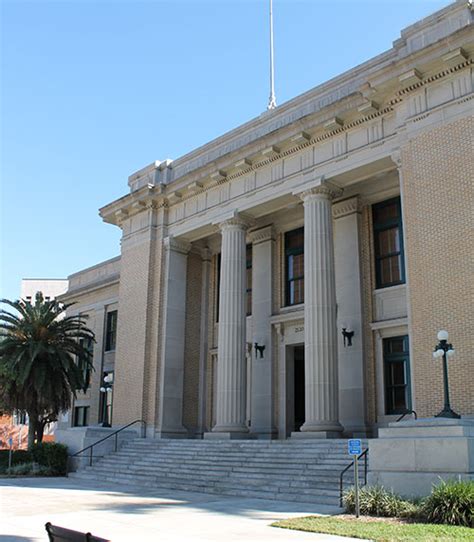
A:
[0,292,95,449]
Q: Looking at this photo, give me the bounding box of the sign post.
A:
[8,437,13,474]
[348,439,362,518]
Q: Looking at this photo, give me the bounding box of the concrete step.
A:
[71,438,369,506]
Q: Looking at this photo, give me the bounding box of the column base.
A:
[300,421,343,434]
[204,431,253,440]
[291,431,342,439]
[155,426,189,439]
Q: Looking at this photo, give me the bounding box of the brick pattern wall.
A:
[182,251,203,432]
[401,116,474,417]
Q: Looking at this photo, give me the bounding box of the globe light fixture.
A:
[433,329,460,419]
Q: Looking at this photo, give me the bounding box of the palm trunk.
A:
[27,410,38,450]
[36,421,45,444]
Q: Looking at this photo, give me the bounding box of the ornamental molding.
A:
[249,225,275,245]
[102,49,473,227]
[163,236,191,255]
[332,196,361,219]
[299,184,344,202]
[215,211,254,231]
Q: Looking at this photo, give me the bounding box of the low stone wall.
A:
[368,418,474,497]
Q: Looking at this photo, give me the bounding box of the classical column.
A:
[211,215,250,437]
[156,236,191,438]
[250,226,276,438]
[299,183,343,437]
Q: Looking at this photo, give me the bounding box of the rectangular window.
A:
[383,335,411,415]
[372,197,405,289]
[285,227,304,306]
[246,245,252,316]
[105,310,118,351]
[73,406,89,427]
[77,337,93,389]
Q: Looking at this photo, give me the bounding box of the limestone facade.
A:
[58,1,474,439]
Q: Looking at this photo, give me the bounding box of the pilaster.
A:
[249,226,277,439]
[156,235,191,438]
[333,196,368,436]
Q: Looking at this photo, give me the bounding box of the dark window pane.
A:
[384,335,411,415]
[391,361,406,385]
[285,228,304,306]
[373,202,399,224]
[388,338,405,354]
[377,227,400,256]
[373,198,405,289]
[105,311,118,351]
[393,387,407,411]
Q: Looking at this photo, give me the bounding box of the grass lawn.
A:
[272,516,473,541]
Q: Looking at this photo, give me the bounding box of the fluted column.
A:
[300,184,343,436]
[212,215,250,435]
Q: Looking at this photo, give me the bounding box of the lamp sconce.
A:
[254,342,266,359]
[342,327,354,347]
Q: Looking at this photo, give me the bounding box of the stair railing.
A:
[396,410,417,422]
[69,419,146,468]
[339,448,368,507]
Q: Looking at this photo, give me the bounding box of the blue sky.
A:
[1,0,450,300]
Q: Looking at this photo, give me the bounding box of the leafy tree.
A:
[0,292,95,449]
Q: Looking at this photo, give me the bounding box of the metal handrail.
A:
[339,449,368,507]
[396,410,417,422]
[69,419,146,467]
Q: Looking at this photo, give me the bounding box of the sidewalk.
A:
[0,477,359,541]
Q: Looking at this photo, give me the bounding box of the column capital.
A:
[249,225,275,245]
[216,211,254,232]
[163,236,191,255]
[297,181,343,202]
[332,196,362,219]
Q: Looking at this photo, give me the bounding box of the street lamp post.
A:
[432,330,460,419]
[100,373,114,427]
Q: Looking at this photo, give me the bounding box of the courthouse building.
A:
[58,1,473,441]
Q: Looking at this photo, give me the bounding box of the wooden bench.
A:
[45,522,110,542]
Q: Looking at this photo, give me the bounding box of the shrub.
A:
[7,462,54,476]
[0,450,32,473]
[30,442,68,475]
[421,479,474,527]
[343,485,417,518]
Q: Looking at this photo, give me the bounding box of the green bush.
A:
[343,485,418,518]
[30,442,68,475]
[7,462,54,476]
[0,450,32,473]
[421,479,474,527]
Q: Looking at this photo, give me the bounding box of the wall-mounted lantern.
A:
[342,327,354,347]
[254,340,266,359]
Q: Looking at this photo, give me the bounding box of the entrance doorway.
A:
[293,345,305,431]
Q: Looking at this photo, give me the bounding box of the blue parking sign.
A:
[348,438,362,456]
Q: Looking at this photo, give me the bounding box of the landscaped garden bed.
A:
[0,442,68,476]
[272,480,474,541]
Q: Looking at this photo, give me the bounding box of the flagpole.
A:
[267,0,277,110]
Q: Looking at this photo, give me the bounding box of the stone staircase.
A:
[69,438,368,506]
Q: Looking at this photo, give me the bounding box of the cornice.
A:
[100,4,473,228]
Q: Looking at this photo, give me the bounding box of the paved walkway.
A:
[0,477,359,542]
